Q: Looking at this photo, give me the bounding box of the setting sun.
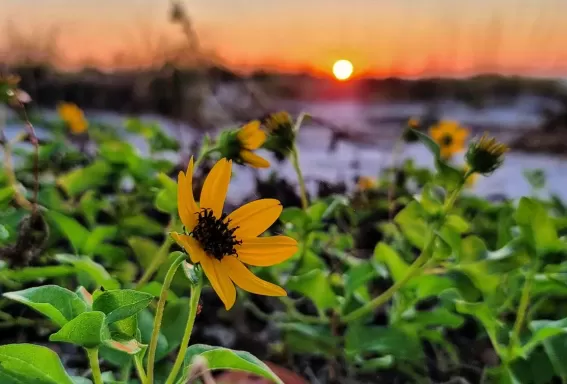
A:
[332,59,354,81]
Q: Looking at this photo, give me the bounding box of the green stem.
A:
[342,186,463,323]
[134,355,147,383]
[165,277,203,384]
[135,221,175,289]
[86,348,103,384]
[145,253,187,384]
[291,143,308,210]
[507,266,537,360]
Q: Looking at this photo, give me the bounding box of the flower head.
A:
[0,74,30,105]
[429,120,469,160]
[403,117,421,142]
[58,102,88,134]
[218,120,270,168]
[262,111,296,160]
[357,176,377,191]
[172,158,298,310]
[465,133,508,175]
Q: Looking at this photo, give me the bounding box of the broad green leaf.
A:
[50,311,109,348]
[76,286,94,307]
[279,207,309,233]
[71,377,92,384]
[120,215,163,236]
[155,189,177,214]
[373,242,408,282]
[345,325,423,361]
[0,224,8,242]
[0,344,74,384]
[0,186,14,207]
[57,160,112,197]
[55,254,120,290]
[515,197,560,256]
[541,333,567,381]
[1,265,76,283]
[417,184,443,215]
[3,285,86,327]
[279,323,338,356]
[287,269,339,310]
[307,201,328,223]
[46,211,90,253]
[345,263,376,297]
[445,214,470,233]
[83,225,118,255]
[455,300,504,354]
[92,289,153,324]
[394,201,428,249]
[355,355,395,372]
[127,236,160,269]
[182,345,283,384]
[524,318,567,356]
[404,307,464,329]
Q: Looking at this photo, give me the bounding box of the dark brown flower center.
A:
[441,134,453,146]
[191,208,241,260]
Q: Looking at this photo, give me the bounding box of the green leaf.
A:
[92,289,153,324]
[83,226,118,255]
[454,300,504,354]
[55,254,120,290]
[46,211,90,253]
[0,224,9,242]
[404,307,465,329]
[138,309,169,361]
[127,236,160,269]
[417,184,443,215]
[445,214,470,233]
[345,325,424,361]
[3,285,86,327]
[57,160,112,197]
[0,186,14,207]
[524,318,567,356]
[394,201,428,249]
[71,377,92,384]
[182,345,283,384]
[0,344,74,384]
[279,323,338,356]
[287,269,339,310]
[515,197,561,256]
[306,201,328,223]
[373,242,409,282]
[49,311,109,348]
[279,207,309,233]
[345,263,376,298]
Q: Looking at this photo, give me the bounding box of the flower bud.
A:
[465,133,508,175]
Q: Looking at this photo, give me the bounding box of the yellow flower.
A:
[218,121,270,168]
[235,121,270,168]
[262,111,296,160]
[465,133,508,175]
[429,120,469,160]
[171,158,298,310]
[408,117,420,129]
[357,176,377,191]
[58,102,88,134]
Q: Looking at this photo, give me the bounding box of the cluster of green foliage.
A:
[1,95,567,384]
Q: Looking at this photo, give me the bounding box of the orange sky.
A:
[2,0,567,77]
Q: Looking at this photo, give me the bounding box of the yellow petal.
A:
[236,236,298,266]
[199,158,232,217]
[241,129,266,150]
[177,171,197,231]
[201,256,236,310]
[237,120,261,142]
[226,199,282,238]
[170,233,203,263]
[239,150,270,168]
[222,256,286,296]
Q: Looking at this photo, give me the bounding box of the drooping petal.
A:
[240,129,266,150]
[236,120,261,142]
[170,232,204,263]
[222,256,286,296]
[225,199,282,238]
[239,150,270,168]
[236,236,298,266]
[199,158,232,217]
[200,255,236,310]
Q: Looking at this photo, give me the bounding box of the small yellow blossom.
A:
[429,120,469,160]
[58,102,88,134]
[357,176,377,191]
[172,158,298,310]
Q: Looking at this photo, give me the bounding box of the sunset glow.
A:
[333,60,354,81]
